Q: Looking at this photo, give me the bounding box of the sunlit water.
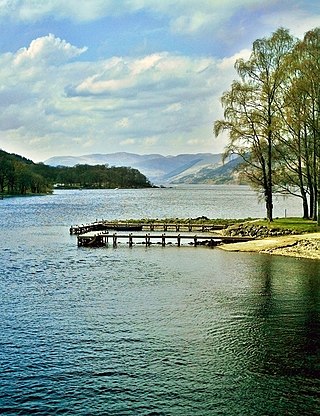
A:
[0,186,319,415]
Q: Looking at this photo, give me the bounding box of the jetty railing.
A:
[70,221,227,235]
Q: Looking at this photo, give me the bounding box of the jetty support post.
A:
[113,233,117,248]
[194,235,198,247]
[162,233,166,247]
[177,234,181,247]
[145,233,151,247]
[129,233,133,247]
[102,231,109,246]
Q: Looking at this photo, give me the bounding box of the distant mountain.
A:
[44,152,241,184]
[171,156,243,184]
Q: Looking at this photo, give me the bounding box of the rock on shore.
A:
[223,222,297,238]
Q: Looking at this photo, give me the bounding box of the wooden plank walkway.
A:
[70,221,226,235]
[77,232,254,248]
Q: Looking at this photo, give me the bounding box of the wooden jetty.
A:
[70,220,226,235]
[77,231,254,248]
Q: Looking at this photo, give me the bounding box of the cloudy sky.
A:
[0,0,319,162]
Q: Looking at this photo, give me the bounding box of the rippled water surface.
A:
[0,186,319,415]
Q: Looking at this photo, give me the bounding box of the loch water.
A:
[0,185,319,415]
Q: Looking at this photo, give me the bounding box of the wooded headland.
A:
[0,149,152,196]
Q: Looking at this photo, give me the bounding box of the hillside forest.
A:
[0,149,152,195]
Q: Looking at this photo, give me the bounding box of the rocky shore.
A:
[218,220,320,260]
[222,222,299,238]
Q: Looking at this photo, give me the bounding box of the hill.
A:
[171,156,242,184]
[45,152,241,184]
[0,149,152,195]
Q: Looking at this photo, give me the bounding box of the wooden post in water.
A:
[194,235,198,247]
[177,234,181,247]
[129,233,133,247]
[113,233,117,248]
[145,233,151,246]
[162,233,166,246]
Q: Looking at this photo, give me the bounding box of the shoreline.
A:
[219,232,320,260]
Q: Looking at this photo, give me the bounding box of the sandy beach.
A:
[219,232,320,260]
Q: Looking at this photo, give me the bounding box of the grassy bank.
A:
[108,217,319,234]
[123,217,253,226]
[252,217,319,234]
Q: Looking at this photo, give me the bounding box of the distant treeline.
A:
[0,149,152,195]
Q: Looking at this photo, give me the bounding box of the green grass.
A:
[119,217,252,226]
[251,217,319,233]
[101,217,319,233]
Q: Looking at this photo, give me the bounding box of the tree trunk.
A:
[266,189,273,222]
[302,193,309,219]
[309,187,315,219]
[312,131,318,220]
[318,190,320,225]
[267,129,273,222]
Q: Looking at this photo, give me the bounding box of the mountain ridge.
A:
[44,152,240,184]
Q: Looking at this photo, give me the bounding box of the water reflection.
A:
[238,255,319,377]
[0,189,319,415]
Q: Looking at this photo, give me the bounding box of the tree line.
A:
[0,149,152,195]
[214,27,320,222]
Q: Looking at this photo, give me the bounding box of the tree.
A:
[214,28,296,221]
[0,148,152,194]
[271,58,311,219]
[270,28,320,220]
[294,29,320,221]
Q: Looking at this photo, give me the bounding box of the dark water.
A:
[0,187,319,415]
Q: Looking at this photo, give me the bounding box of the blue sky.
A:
[0,0,319,162]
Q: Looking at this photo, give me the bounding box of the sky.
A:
[0,0,320,162]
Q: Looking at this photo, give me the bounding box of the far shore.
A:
[219,232,320,260]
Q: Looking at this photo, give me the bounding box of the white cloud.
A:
[217,49,251,70]
[115,117,130,128]
[0,0,257,24]
[13,33,87,66]
[0,34,240,159]
[262,9,320,39]
[163,103,182,113]
[0,0,116,22]
[143,136,158,146]
[67,53,217,102]
[4,0,315,38]
[120,138,136,146]
[171,12,215,34]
